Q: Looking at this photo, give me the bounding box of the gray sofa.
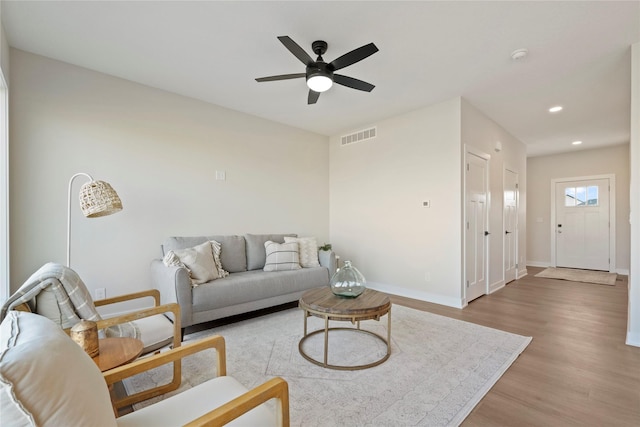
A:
[151,234,337,335]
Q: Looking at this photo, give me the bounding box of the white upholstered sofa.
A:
[0,310,289,426]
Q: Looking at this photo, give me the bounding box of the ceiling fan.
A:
[255,36,379,105]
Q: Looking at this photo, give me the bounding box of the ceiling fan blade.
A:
[334,74,375,92]
[329,43,379,71]
[256,73,306,82]
[308,90,320,105]
[278,36,314,66]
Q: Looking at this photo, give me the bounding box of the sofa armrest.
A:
[318,250,337,276]
[150,259,193,328]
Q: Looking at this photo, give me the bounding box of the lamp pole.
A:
[67,172,94,267]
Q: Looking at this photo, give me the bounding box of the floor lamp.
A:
[67,173,123,267]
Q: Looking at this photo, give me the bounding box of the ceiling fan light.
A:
[307,74,333,92]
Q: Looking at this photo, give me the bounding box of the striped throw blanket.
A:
[1,262,139,339]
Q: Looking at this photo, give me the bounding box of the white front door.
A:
[504,169,518,284]
[555,178,610,271]
[465,152,489,303]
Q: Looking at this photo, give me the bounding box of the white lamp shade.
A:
[307,75,333,93]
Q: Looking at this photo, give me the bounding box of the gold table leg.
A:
[298,308,392,371]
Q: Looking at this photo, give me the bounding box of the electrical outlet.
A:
[95,288,106,300]
[425,272,431,282]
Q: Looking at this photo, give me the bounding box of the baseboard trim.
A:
[616,268,629,275]
[626,331,640,347]
[489,279,505,293]
[526,260,549,268]
[517,268,528,279]
[366,281,465,309]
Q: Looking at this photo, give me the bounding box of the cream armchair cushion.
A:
[117,377,274,426]
[0,311,117,426]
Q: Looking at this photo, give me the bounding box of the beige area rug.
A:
[535,267,617,286]
[124,305,531,426]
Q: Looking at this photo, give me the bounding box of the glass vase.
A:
[330,260,366,298]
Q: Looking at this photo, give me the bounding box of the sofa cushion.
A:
[284,236,321,268]
[245,234,296,271]
[264,241,301,272]
[162,236,247,273]
[0,311,117,427]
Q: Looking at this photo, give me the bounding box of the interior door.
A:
[504,169,518,284]
[465,152,488,303]
[555,178,610,271]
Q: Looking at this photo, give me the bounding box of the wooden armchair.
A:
[88,289,183,410]
[2,263,183,409]
[105,334,290,426]
[0,311,289,427]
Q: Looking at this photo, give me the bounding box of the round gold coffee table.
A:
[298,287,391,370]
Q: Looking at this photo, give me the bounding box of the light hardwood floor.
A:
[391,266,640,426]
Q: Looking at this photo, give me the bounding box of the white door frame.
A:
[463,145,490,304]
[0,71,8,303]
[550,174,616,272]
[503,167,519,284]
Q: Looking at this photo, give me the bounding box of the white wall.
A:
[329,98,463,307]
[0,2,9,83]
[9,49,330,304]
[328,97,527,307]
[628,42,639,347]
[461,99,528,291]
[527,145,630,273]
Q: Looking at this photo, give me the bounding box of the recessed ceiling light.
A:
[549,106,563,113]
[572,141,582,145]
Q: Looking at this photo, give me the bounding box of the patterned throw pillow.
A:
[162,241,219,286]
[263,241,301,272]
[284,236,321,268]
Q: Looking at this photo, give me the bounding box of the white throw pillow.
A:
[263,241,301,272]
[209,240,230,279]
[284,236,321,268]
[165,241,219,286]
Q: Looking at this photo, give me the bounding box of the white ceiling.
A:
[2,1,639,157]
